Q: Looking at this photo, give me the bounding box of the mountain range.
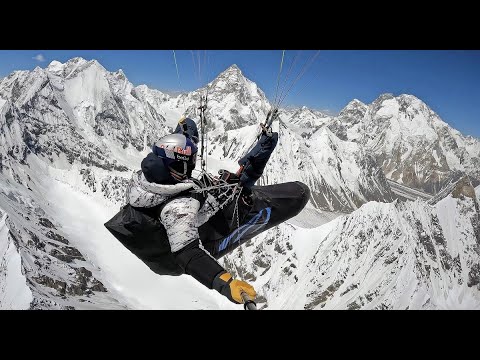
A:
[1,57,478,309]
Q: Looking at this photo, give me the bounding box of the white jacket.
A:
[126,170,221,252]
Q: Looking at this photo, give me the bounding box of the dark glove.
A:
[212,271,256,304]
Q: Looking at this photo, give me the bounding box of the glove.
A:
[212,271,256,304]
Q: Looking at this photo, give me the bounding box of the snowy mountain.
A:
[222,193,480,309]
[327,99,367,141]
[134,63,394,213]
[207,122,394,213]
[328,93,480,194]
[0,58,171,170]
[0,181,124,310]
[1,57,479,309]
[137,64,271,132]
[0,58,236,309]
[279,106,331,138]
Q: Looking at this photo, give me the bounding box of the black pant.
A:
[199,181,310,258]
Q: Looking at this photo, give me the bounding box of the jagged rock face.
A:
[222,196,480,309]
[0,183,126,309]
[451,176,477,199]
[327,99,367,141]
[0,58,170,174]
[330,94,480,194]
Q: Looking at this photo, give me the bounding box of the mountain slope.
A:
[329,93,480,194]
[0,171,126,309]
[0,58,236,309]
[141,64,271,133]
[222,195,480,309]
[279,106,332,139]
[327,99,367,141]
[208,122,394,212]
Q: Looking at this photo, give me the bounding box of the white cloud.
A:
[32,54,46,62]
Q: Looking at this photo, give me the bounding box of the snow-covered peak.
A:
[66,56,89,65]
[135,84,169,98]
[221,63,242,74]
[366,92,479,151]
[46,60,64,74]
[135,84,149,92]
[372,92,395,104]
[369,93,433,121]
[396,94,434,112]
[206,64,263,100]
[338,98,367,123]
[131,85,173,126]
[45,57,87,72]
[156,64,271,131]
[344,98,366,109]
[113,69,126,80]
[0,66,49,106]
[45,57,107,80]
[397,93,422,103]
[204,64,246,93]
[328,99,367,142]
[332,92,480,194]
[0,70,28,95]
[107,69,135,96]
[285,106,331,132]
[297,106,322,117]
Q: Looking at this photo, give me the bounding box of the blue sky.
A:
[1,50,479,137]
